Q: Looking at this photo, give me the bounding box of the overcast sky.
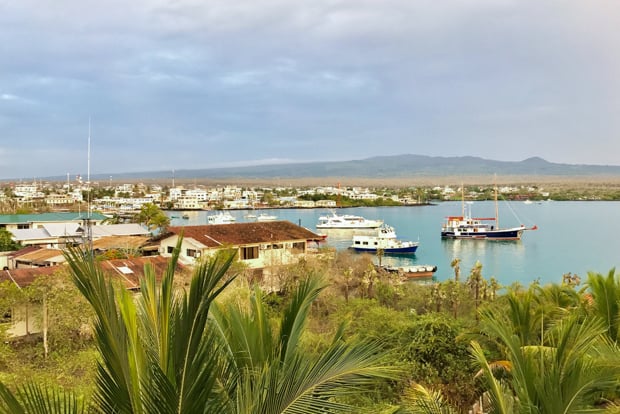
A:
[1,0,619,179]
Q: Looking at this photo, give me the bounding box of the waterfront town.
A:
[1,177,619,413]
[0,178,555,215]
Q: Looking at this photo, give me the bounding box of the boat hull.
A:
[441,228,524,240]
[380,265,437,281]
[350,244,419,254]
[316,212,383,229]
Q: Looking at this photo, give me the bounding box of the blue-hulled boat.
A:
[349,224,419,254]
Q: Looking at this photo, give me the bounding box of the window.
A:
[292,242,305,253]
[167,246,174,254]
[241,246,259,260]
[17,224,29,229]
[186,249,197,258]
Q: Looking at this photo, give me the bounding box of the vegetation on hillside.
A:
[1,247,620,413]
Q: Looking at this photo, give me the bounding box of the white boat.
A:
[349,224,419,254]
[381,264,437,281]
[256,213,278,222]
[441,185,537,240]
[316,211,383,229]
[207,211,236,224]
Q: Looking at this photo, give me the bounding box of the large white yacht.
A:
[316,211,383,229]
[207,211,236,224]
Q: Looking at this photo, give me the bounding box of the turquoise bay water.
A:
[169,201,620,287]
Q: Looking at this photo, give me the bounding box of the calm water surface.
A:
[169,201,620,286]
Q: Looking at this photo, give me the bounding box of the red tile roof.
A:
[167,221,323,248]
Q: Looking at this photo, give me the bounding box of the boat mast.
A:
[85,117,93,254]
[461,183,464,217]
[337,182,341,208]
[494,178,499,229]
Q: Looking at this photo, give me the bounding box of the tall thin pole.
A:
[85,117,93,253]
[87,117,91,186]
[461,183,464,217]
[494,177,499,229]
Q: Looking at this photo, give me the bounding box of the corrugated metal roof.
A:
[92,224,151,237]
[11,228,52,241]
[168,221,323,248]
[92,236,150,250]
[0,256,182,289]
[15,248,65,263]
[42,223,82,237]
[0,212,107,224]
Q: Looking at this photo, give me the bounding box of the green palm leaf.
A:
[212,276,398,414]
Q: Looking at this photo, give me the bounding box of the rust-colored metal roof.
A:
[0,266,61,287]
[14,248,65,263]
[99,256,178,290]
[8,245,41,259]
[168,221,323,248]
[92,236,150,251]
[1,256,182,290]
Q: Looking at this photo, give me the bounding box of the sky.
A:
[1,0,619,180]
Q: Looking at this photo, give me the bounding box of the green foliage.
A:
[0,229,21,252]
[585,268,620,343]
[0,243,397,413]
[474,305,620,413]
[133,202,170,232]
[403,314,477,410]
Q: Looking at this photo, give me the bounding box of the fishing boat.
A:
[441,186,537,240]
[349,224,419,254]
[317,211,383,229]
[256,213,278,221]
[207,211,236,224]
[380,264,437,281]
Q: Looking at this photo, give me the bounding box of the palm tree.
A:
[0,240,396,413]
[134,202,170,232]
[466,261,484,320]
[211,277,397,413]
[585,268,620,343]
[472,308,620,413]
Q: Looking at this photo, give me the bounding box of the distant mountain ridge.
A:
[92,154,620,180]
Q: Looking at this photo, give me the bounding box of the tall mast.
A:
[337,182,341,208]
[87,117,91,186]
[85,117,93,254]
[461,183,464,217]
[494,177,499,228]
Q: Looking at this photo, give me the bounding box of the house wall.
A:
[160,235,208,264]
[0,252,10,269]
[159,235,308,269]
[7,303,42,337]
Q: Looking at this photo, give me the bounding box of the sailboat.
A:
[441,185,537,240]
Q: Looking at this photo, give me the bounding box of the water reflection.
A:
[441,239,527,280]
[319,228,376,249]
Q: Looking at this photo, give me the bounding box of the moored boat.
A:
[441,186,537,240]
[350,224,419,254]
[256,213,278,221]
[317,211,383,229]
[381,264,437,281]
[207,211,236,224]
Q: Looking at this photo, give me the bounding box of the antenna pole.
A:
[494,176,499,228]
[85,117,93,254]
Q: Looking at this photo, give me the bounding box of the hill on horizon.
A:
[44,154,620,181]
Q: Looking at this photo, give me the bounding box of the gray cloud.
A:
[1,0,619,178]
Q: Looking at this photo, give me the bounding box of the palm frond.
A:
[402,383,459,414]
[0,382,84,414]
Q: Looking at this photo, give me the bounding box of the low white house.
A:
[159,221,325,275]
